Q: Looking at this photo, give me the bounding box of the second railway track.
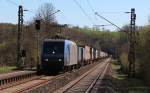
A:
[54,58,111,93]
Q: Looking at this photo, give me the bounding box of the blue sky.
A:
[0,0,150,31]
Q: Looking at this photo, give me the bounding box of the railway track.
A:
[0,58,110,93]
[89,59,113,93]
[54,58,111,93]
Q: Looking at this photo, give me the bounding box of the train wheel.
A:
[69,66,72,73]
[36,64,42,75]
[62,66,66,73]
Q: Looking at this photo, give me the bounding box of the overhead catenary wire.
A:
[86,0,95,12]
[95,12,122,31]
[86,0,99,26]
[59,11,72,25]
[5,0,35,15]
[6,0,19,6]
[97,11,129,14]
[72,0,95,25]
[86,0,110,30]
[84,0,125,31]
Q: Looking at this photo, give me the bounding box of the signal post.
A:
[128,8,136,77]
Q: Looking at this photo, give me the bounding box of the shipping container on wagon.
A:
[100,51,103,58]
[97,50,101,58]
[104,52,108,57]
[77,46,85,66]
[100,51,107,58]
[90,47,94,61]
[95,49,98,59]
[84,46,91,61]
[93,48,97,60]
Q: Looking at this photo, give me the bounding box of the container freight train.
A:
[39,39,108,74]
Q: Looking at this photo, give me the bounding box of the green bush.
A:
[120,52,129,73]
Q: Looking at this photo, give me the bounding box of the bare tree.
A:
[36,3,56,23]
[35,3,57,32]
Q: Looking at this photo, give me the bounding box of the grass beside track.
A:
[0,66,16,74]
[112,60,150,93]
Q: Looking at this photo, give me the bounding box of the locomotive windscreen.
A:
[43,41,64,55]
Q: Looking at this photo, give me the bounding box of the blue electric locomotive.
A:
[40,39,78,73]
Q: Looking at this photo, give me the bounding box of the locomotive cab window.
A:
[43,42,64,55]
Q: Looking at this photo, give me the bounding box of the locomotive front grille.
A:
[41,58,64,72]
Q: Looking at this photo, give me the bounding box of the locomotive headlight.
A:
[45,59,49,62]
[58,59,62,62]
